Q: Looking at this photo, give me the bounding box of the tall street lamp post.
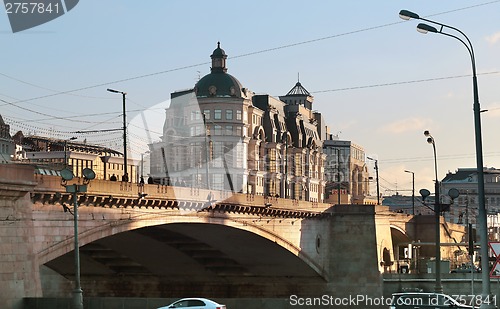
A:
[107,88,128,182]
[400,10,493,307]
[367,156,380,205]
[424,130,442,293]
[404,170,415,215]
[64,137,77,168]
[337,148,341,205]
[60,167,96,309]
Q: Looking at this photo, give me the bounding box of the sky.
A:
[1,0,500,198]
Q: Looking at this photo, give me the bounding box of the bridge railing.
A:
[33,174,331,211]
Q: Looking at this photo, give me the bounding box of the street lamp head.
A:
[82,168,96,181]
[60,168,74,181]
[448,188,460,200]
[107,88,126,95]
[419,188,431,200]
[404,170,414,174]
[399,9,420,20]
[424,130,435,144]
[417,23,438,34]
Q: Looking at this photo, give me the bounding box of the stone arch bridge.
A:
[0,164,465,309]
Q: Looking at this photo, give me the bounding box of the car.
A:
[157,298,226,309]
[389,292,473,309]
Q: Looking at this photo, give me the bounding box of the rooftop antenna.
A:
[197,71,201,81]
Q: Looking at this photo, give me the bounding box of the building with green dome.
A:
[148,43,330,202]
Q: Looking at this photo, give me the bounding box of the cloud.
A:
[379,117,432,134]
[485,32,500,45]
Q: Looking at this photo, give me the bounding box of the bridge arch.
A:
[39,212,325,285]
[390,224,412,262]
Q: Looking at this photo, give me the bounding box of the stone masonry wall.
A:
[325,205,385,308]
[0,164,40,309]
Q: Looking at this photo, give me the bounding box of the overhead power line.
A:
[2,0,499,111]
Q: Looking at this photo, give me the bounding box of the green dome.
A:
[195,71,243,98]
[195,42,244,98]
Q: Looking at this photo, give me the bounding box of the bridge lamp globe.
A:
[60,169,74,182]
[419,188,431,201]
[82,168,96,181]
[61,169,74,181]
[448,188,460,200]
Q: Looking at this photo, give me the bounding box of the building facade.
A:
[14,135,137,182]
[0,115,14,163]
[323,137,371,204]
[148,43,326,202]
[441,167,500,231]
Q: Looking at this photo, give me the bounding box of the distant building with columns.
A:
[13,134,138,182]
[323,137,371,204]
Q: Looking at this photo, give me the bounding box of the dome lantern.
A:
[211,42,227,73]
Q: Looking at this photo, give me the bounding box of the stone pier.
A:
[0,164,40,309]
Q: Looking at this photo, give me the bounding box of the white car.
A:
[157,298,226,309]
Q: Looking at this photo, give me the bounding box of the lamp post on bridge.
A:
[367,156,380,205]
[60,167,96,309]
[400,10,493,307]
[404,169,415,215]
[63,137,77,168]
[424,130,443,293]
[107,88,128,182]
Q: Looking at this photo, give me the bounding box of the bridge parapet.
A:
[32,174,331,214]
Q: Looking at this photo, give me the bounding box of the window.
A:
[225,125,233,135]
[212,174,224,190]
[203,109,210,120]
[236,110,242,120]
[190,126,201,136]
[214,109,222,120]
[226,109,233,120]
[214,125,222,135]
[188,300,206,307]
